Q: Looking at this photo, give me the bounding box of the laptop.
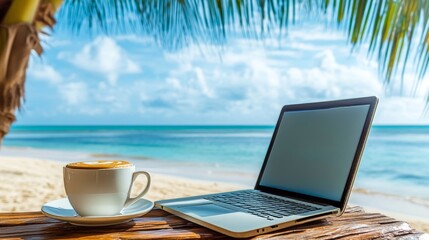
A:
[155,96,378,238]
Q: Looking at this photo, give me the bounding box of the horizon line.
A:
[11,124,429,127]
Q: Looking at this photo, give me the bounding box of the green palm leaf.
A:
[57,0,429,96]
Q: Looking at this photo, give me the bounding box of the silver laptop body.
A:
[156,96,378,238]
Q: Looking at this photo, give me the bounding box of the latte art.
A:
[66,160,132,169]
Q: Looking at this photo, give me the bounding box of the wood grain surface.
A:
[0,207,427,239]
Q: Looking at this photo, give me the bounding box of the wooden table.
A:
[0,207,427,239]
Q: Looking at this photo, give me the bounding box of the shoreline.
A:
[0,146,428,233]
[0,146,260,186]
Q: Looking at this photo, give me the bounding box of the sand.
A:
[0,155,428,233]
[0,156,242,212]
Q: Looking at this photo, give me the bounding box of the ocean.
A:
[3,125,429,200]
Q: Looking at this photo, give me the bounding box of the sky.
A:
[16,22,429,125]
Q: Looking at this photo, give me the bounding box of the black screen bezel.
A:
[254,96,378,211]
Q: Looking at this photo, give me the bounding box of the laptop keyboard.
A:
[204,191,321,220]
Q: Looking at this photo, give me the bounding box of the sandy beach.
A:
[0,155,242,212]
[0,150,428,234]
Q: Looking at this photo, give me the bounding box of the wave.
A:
[167,132,272,138]
[90,153,152,160]
[353,188,429,209]
[6,130,273,139]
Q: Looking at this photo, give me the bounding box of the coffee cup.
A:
[63,160,151,216]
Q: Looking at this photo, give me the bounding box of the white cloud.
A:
[59,82,88,106]
[23,25,429,124]
[285,50,383,100]
[376,97,427,124]
[145,32,385,120]
[194,68,215,98]
[27,59,62,84]
[288,26,344,41]
[63,37,141,85]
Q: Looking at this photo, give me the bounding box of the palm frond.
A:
[56,0,429,93]
[56,0,311,48]
[322,0,429,89]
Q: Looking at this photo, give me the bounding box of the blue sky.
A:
[16,23,429,125]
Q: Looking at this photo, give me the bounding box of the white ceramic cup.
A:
[63,164,150,216]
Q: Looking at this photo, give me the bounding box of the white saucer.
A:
[41,198,154,227]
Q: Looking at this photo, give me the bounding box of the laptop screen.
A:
[259,104,370,201]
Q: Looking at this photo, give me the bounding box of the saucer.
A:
[41,198,154,227]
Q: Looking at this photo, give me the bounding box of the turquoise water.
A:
[3,125,429,198]
[4,125,271,171]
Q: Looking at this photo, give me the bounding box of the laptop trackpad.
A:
[178,203,236,217]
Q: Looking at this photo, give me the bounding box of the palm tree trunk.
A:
[0,23,42,142]
[0,0,60,143]
[0,110,15,141]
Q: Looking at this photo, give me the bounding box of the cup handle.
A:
[124,171,151,208]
